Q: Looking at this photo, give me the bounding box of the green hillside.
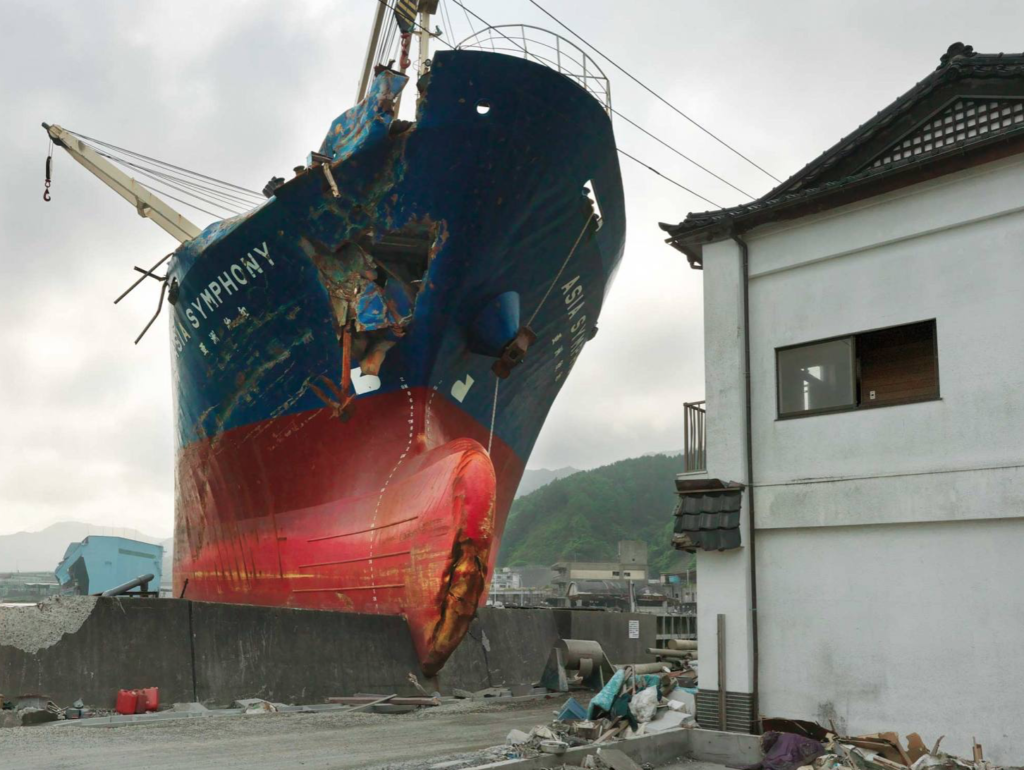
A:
[497,453,692,575]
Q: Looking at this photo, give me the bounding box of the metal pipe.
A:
[615,662,672,675]
[666,639,698,651]
[717,613,727,730]
[100,573,155,597]
[647,647,693,658]
[732,232,760,733]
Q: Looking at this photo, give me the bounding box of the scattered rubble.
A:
[755,718,1015,770]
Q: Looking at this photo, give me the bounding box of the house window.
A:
[777,320,938,418]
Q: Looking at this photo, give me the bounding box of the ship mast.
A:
[357,1,438,106]
[417,1,439,76]
[42,123,200,244]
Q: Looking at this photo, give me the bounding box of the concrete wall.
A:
[0,598,194,708]
[1,599,654,708]
[191,601,423,704]
[553,610,656,666]
[697,155,1024,762]
[437,608,562,692]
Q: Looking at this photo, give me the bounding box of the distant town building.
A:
[0,572,60,603]
[490,567,522,591]
[549,540,650,609]
[551,539,648,588]
[662,43,1024,760]
[486,565,554,607]
[55,536,163,596]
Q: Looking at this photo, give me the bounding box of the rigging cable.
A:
[62,129,265,220]
[66,131,265,199]
[101,156,261,210]
[522,0,781,183]
[374,2,398,67]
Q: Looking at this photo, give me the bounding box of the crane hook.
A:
[43,141,53,202]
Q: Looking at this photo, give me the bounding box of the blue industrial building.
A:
[55,536,163,596]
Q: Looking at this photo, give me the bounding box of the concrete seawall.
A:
[0,598,657,708]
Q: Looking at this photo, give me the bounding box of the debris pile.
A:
[757,718,1011,770]
[490,669,697,764]
[1,693,69,727]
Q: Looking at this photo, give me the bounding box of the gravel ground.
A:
[0,696,566,770]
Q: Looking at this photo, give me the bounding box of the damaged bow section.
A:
[305,219,441,419]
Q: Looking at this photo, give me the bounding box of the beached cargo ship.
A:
[45,8,624,674]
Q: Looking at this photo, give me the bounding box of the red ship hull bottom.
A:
[173,386,523,675]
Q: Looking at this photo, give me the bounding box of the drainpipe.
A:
[732,233,760,733]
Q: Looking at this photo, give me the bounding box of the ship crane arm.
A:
[42,122,201,244]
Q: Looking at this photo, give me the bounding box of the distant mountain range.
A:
[0,522,171,579]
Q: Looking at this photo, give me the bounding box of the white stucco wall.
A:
[757,518,1024,762]
[698,154,1024,763]
[697,239,755,695]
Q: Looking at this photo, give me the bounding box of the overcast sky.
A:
[1,0,1019,537]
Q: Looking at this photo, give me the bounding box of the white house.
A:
[661,43,1024,763]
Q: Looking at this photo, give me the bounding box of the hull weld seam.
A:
[307,515,419,542]
[297,550,411,569]
[293,583,405,593]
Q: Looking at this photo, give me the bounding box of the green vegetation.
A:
[497,453,692,575]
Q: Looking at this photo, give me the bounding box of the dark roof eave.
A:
[664,127,1024,260]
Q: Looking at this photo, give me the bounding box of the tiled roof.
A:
[671,480,743,553]
[660,44,1024,260]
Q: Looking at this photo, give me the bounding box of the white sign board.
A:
[628,620,640,639]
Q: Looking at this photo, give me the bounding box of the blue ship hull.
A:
[166,49,625,672]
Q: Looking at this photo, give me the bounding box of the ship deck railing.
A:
[456,25,612,114]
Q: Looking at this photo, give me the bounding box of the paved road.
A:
[0,699,561,770]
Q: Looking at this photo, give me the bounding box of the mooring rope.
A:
[526,211,595,328]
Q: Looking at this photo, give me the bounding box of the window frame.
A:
[775,319,940,420]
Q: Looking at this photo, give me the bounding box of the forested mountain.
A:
[497,453,690,575]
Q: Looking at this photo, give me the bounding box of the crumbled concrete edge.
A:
[0,595,99,653]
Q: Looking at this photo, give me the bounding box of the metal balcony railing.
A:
[456,25,612,113]
[683,400,706,473]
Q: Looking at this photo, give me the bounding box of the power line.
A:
[523,0,782,183]
[617,148,721,208]
[609,108,754,198]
